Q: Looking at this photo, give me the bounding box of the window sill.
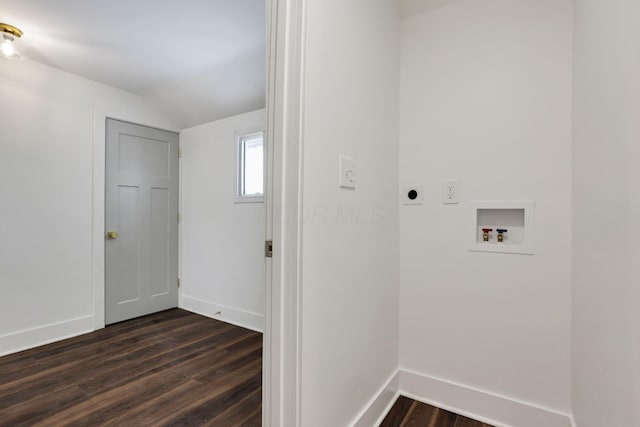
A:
[234,196,265,204]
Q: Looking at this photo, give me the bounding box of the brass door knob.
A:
[107,231,119,240]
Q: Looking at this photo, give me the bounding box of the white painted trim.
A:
[178,136,184,310]
[264,0,307,425]
[351,370,401,427]
[91,106,180,331]
[0,315,94,357]
[181,295,264,333]
[263,1,276,422]
[351,369,575,427]
[398,369,573,427]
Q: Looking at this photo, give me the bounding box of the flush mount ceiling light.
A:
[0,23,27,60]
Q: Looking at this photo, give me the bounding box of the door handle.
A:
[107,231,119,240]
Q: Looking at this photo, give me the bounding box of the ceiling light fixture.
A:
[0,23,27,60]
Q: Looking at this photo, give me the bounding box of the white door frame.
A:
[91,108,180,330]
[263,0,306,425]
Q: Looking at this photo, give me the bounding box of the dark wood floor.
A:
[0,309,262,427]
[381,396,494,427]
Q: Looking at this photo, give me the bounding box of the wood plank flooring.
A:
[380,396,494,427]
[0,309,262,427]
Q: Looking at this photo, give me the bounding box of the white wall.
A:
[0,58,178,356]
[399,0,573,421]
[180,109,266,332]
[572,0,640,425]
[298,0,400,425]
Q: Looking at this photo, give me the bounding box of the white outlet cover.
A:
[403,186,423,205]
[443,181,460,204]
[339,155,357,189]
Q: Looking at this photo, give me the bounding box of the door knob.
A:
[107,231,119,240]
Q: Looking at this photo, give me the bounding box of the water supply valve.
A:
[497,228,508,242]
[482,228,493,242]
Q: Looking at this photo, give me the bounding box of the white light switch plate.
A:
[339,155,356,189]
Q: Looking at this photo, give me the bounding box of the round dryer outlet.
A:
[403,186,424,205]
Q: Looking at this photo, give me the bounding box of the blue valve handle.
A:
[497,228,508,233]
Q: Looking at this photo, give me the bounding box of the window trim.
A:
[235,129,266,203]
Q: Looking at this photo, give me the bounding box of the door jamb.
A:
[264,0,306,424]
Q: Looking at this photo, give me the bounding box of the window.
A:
[236,131,265,202]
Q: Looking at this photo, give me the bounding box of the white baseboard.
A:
[351,370,400,427]
[0,315,94,357]
[398,369,573,427]
[181,294,264,333]
[351,369,573,427]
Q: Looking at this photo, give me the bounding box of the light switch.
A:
[339,155,356,189]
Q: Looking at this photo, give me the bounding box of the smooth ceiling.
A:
[0,0,265,128]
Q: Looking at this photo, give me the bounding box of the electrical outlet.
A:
[339,155,357,189]
[443,181,459,204]
[403,186,424,205]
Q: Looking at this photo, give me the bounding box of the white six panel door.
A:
[105,119,179,324]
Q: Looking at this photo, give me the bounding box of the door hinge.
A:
[265,240,273,258]
[177,278,181,288]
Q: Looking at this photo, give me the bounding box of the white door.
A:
[105,119,179,324]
